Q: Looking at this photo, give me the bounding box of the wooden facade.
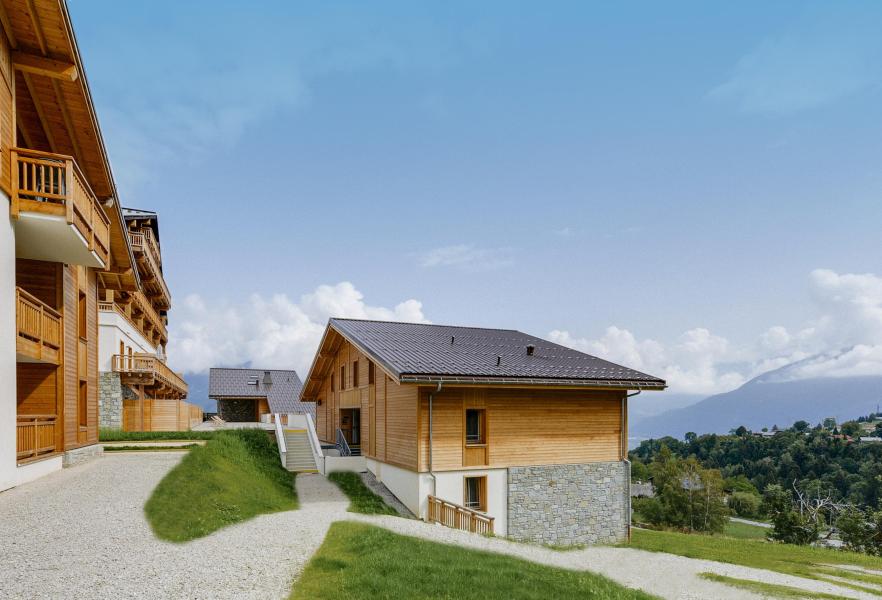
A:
[7,1,179,460]
[309,328,628,473]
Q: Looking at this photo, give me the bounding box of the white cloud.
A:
[709,8,882,114]
[166,282,428,375]
[553,227,574,238]
[418,244,513,271]
[550,269,882,396]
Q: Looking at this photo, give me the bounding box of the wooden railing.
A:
[17,415,57,462]
[129,229,171,308]
[427,495,495,535]
[10,148,110,265]
[99,299,167,345]
[112,353,188,396]
[130,291,167,340]
[16,287,61,363]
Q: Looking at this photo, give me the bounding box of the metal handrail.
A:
[335,428,352,457]
[273,413,286,454]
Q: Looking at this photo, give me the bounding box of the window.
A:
[368,361,375,385]
[78,292,87,340]
[352,360,359,387]
[78,381,88,427]
[119,340,125,356]
[464,476,486,511]
[340,365,346,390]
[465,409,485,445]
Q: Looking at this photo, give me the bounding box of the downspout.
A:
[624,390,641,542]
[428,382,442,498]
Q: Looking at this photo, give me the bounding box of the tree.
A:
[763,483,821,546]
[841,422,862,437]
[639,446,728,533]
[729,491,761,518]
[734,426,748,437]
[792,420,810,433]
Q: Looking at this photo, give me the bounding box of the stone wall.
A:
[507,461,629,546]
[218,398,257,422]
[63,444,103,467]
[99,373,137,429]
[99,373,122,430]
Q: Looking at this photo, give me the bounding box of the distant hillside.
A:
[183,372,213,412]
[632,360,882,440]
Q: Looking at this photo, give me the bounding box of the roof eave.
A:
[396,374,667,390]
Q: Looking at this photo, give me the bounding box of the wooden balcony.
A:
[112,353,188,398]
[16,287,61,364]
[427,495,494,535]
[10,148,110,269]
[99,297,166,347]
[129,229,170,310]
[17,415,58,463]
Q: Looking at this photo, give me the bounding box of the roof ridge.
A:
[330,317,520,333]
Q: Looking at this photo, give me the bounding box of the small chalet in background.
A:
[209,368,311,423]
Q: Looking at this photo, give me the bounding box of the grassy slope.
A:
[722,520,768,540]
[291,522,658,600]
[327,472,397,515]
[100,429,216,441]
[628,528,882,591]
[700,573,848,600]
[145,429,297,542]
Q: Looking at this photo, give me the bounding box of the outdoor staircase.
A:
[283,428,318,472]
[349,444,361,457]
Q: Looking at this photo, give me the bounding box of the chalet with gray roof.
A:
[300,318,665,546]
[209,368,311,422]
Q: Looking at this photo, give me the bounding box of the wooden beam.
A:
[24,0,47,56]
[51,78,82,163]
[0,1,17,49]
[13,51,77,81]
[21,71,56,152]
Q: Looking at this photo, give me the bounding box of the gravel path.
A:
[0,456,875,600]
[0,454,345,600]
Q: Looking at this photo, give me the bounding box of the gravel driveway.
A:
[0,454,874,600]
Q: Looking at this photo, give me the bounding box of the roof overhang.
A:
[2,0,138,289]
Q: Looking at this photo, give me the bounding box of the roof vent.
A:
[526,344,535,356]
[496,355,501,367]
[450,336,455,345]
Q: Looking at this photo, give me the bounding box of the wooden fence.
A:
[427,495,494,535]
[17,415,57,462]
[123,399,202,432]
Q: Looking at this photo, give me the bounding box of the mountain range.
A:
[632,356,882,441]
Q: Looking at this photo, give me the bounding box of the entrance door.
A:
[340,408,360,446]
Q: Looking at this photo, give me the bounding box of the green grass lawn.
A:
[628,528,882,593]
[291,522,658,600]
[722,519,769,540]
[100,429,216,442]
[700,573,849,600]
[145,429,297,542]
[327,471,397,515]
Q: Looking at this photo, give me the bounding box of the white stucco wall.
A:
[98,310,156,371]
[366,459,507,532]
[433,468,509,536]
[0,201,17,491]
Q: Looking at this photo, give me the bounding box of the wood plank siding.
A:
[309,330,627,473]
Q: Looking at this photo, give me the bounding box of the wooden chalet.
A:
[300,319,665,545]
[0,0,189,490]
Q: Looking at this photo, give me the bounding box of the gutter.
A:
[624,390,641,542]
[399,374,666,390]
[428,381,442,498]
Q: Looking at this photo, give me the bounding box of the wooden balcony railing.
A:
[427,495,494,535]
[130,291,167,341]
[10,148,110,265]
[16,287,61,364]
[129,229,170,310]
[99,299,166,346]
[17,415,57,462]
[112,353,188,397]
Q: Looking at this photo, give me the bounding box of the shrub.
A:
[838,507,882,555]
[728,491,761,519]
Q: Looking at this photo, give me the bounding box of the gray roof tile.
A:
[209,368,312,415]
[329,319,665,387]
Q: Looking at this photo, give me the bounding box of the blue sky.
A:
[70,1,882,395]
